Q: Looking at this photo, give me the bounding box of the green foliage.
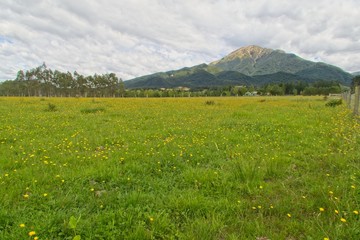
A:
[0,63,123,97]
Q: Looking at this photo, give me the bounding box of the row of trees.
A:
[121,81,343,97]
[0,63,125,97]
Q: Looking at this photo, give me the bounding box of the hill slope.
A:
[125,45,353,89]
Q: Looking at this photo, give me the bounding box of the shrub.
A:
[325,99,342,107]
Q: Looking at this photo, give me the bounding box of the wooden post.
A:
[354,85,360,115]
[347,91,352,109]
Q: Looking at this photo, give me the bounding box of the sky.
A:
[0,0,359,81]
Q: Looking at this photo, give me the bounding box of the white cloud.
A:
[0,0,359,81]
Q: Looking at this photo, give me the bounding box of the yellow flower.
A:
[353,210,359,215]
[334,210,339,214]
[324,238,330,240]
[19,223,25,228]
[319,207,325,212]
[23,194,29,198]
[149,217,154,222]
[34,237,39,240]
[28,231,36,236]
[351,185,356,189]
[43,193,48,197]
[287,213,291,218]
[340,218,346,223]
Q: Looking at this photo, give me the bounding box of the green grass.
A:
[0,96,359,239]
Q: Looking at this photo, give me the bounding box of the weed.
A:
[80,107,105,114]
[45,103,57,112]
[205,100,215,105]
[325,99,342,107]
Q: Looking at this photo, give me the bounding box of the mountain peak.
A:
[211,45,274,65]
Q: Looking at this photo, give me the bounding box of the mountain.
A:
[352,71,360,76]
[124,45,353,89]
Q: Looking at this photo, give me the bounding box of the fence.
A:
[342,85,360,115]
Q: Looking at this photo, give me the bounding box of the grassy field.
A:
[0,96,359,240]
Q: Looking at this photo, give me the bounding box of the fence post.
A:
[354,85,360,115]
[346,91,351,109]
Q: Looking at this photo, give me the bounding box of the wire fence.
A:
[341,85,360,115]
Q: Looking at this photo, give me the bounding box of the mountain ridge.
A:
[124,46,353,89]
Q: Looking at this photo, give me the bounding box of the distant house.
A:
[244,91,258,96]
[175,86,191,91]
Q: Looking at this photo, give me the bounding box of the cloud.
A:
[0,0,359,81]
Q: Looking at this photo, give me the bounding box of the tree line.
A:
[117,81,343,98]
[0,63,125,97]
[0,64,349,97]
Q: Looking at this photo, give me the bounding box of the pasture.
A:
[0,96,359,239]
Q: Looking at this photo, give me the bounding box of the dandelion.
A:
[28,231,36,236]
[19,223,25,228]
[353,210,359,215]
[149,217,154,222]
[23,194,29,198]
[340,218,346,223]
[319,208,325,212]
[34,236,39,240]
[287,213,291,218]
[328,191,334,195]
[90,188,94,192]
[259,185,263,189]
[43,193,48,197]
[334,210,339,214]
[324,238,330,240]
[351,185,356,189]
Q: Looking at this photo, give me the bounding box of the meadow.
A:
[0,96,359,240]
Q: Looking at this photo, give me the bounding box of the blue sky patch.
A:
[0,36,13,44]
